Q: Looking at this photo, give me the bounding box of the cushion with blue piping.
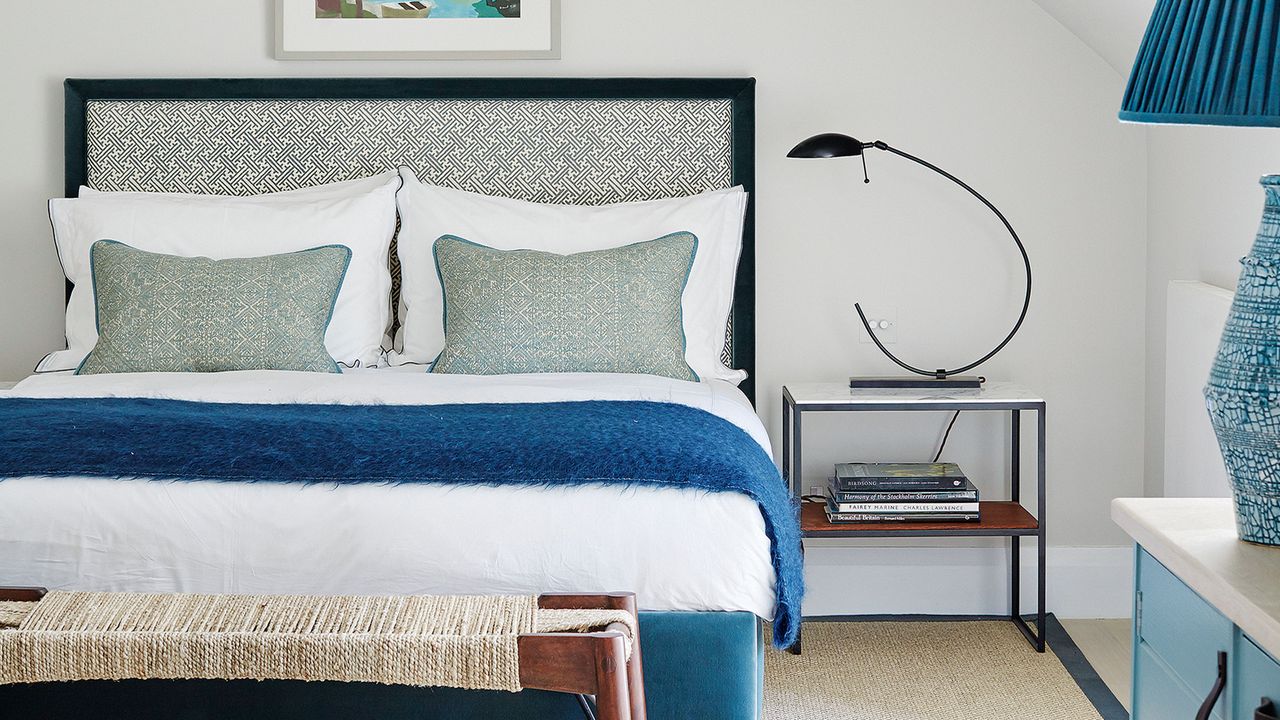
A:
[431,233,699,381]
[78,240,350,375]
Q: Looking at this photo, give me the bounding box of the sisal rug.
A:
[765,617,1126,720]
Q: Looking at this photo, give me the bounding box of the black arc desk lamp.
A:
[788,133,1032,389]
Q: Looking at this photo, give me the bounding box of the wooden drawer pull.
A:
[1257,697,1278,720]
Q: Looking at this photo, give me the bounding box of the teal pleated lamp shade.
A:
[1120,0,1280,126]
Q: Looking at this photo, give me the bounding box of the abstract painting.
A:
[277,0,557,59]
[315,1,521,20]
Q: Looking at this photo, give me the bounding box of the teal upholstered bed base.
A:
[0,610,764,720]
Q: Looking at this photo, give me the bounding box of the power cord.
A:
[802,410,962,504]
[932,411,961,463]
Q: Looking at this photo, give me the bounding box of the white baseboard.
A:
[801,543,1134,620]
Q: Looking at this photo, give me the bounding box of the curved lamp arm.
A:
[858,140,1032,379]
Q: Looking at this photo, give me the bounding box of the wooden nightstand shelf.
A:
[800,500,1038,537]
[783,381,1047,651]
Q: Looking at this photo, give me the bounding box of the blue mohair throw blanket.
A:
[0,397,803,647]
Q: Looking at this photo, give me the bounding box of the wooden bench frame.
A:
[1,587,646,720]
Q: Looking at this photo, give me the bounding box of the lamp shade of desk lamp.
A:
[787,135,1032,389]
[1119,0,1280,545]
[788,133,866,158]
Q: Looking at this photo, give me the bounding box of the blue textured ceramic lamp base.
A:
[1206,175,1280,546]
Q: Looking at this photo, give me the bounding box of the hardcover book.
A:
[824,492,979,515]
[833,462,969,491]
[827,476,979,502]
[824,510,981,523]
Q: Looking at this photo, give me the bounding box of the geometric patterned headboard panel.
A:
[85,99,733,201]
[68,79,755,400]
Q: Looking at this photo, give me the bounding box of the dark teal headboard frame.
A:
[63,77,756,403]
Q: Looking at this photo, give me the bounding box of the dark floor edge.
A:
[803,613,1025,622]
[799,613,1129,720]
[1045,615,1129,720]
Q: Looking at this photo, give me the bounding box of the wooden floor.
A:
[1061,618,1133,712]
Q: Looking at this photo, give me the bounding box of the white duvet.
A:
[0,369,777,619]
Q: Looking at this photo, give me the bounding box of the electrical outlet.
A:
[857,306,898,344]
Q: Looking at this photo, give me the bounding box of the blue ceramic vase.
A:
[1206,175,1280,546]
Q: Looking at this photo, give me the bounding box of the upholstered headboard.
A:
[64,78,756,402]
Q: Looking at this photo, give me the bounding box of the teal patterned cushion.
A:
[77,240,351,375]
[431,233,699,381]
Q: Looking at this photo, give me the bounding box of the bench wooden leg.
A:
[526,592,646,720]
[591,629,631,720]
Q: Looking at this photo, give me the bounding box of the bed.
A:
[0,78,788,720]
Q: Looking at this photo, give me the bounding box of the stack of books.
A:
[826,462,980,523]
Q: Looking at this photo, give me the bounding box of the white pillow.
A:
[393,168,748,383]
[76,171,399,202]
[41,175,400,373]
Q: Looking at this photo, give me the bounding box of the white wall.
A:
[0,1,1149,616]
[1144,127,1280,496]
[1033,0,1280,499]
[1031,0,1154,74]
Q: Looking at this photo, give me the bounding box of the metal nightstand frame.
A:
[782,385,1047,652]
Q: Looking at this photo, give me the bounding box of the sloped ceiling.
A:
[1032,0,1155,77]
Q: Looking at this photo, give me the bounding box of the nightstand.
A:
[782,381,1047,651]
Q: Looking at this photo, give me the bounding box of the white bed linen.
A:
[0,370,777,619]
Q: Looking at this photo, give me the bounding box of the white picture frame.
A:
[276,0,560,60]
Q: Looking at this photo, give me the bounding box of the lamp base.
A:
[849,376,983,390]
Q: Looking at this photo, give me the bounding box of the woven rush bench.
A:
[0,587,646,720]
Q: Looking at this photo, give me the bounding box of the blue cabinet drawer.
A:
[1234,634,1280,720]
[1138,549,1233,700]
[1135,643,1222,720]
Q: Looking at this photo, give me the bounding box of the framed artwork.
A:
[275,0,560,60]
